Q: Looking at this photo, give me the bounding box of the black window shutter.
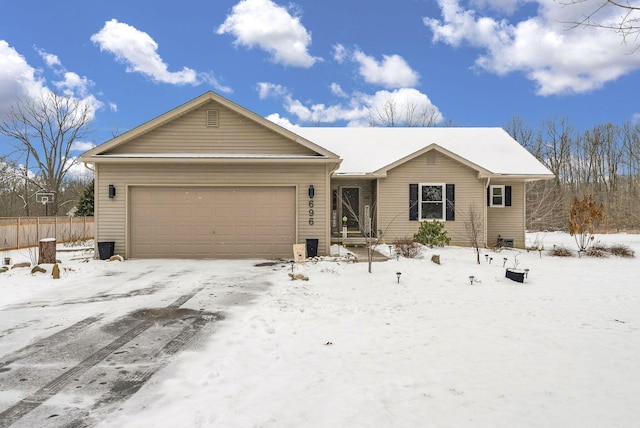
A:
[409,184,418,220]
[487,187,490,206]
[446,184,455,221]
[505,185,512,207]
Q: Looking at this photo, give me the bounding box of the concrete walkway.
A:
[344,246,390,262]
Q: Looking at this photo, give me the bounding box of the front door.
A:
[341,187,360,231]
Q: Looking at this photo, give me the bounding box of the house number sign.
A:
[308,185,315,225]
[308,200,314,225]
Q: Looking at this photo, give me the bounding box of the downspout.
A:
[485,177,490,248]
[325,164,332,256]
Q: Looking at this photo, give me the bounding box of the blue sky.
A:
[1,0,639,157]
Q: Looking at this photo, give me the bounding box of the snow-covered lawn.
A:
[2,232,640,427]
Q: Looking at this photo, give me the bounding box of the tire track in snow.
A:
[0,287,205,427]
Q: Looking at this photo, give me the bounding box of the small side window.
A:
[490,185,505,207]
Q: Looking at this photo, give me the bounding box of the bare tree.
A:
[340,195,418,273]
[563,0,640,50]
[0,92,94,215]
[368,98,441,127]
[459,203,484,264]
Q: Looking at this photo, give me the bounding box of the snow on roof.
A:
[295,127,554,177]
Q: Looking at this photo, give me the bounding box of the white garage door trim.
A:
[128,185,297,259]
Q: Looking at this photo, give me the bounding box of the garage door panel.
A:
[130,186,295,259]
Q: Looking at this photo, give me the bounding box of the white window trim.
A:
[490,185,505,207]
[419,183,446,221]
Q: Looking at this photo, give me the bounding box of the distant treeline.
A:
[505,117,640,232]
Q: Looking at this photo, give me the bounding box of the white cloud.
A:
[332,44,347,63]
[0,43,103,148]
[65,157,94,181]
[109,102,118,112]
[261,82,442,127]
[353,50,420,89]
[330,83,348,98]
[217,0,318,68]
[265,113,300,129]
[91,19,199,85]
[257,82,289,99]
[71,141,96,152]
[0,41,45,113]
[424,0,640,95]
[37,49,62,69]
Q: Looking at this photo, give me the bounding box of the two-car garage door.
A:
[129,186,296,259]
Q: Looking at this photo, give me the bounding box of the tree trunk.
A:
[38,238,56,264]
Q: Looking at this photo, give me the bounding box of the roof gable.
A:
[81,92,338,161]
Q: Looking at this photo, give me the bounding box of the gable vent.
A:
[426,153,437,165]
[206,110,219,127]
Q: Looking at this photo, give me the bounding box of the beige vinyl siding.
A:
[105,101,317,156]
[95,163,328,258]
[487,180,526,248]
[377,151,486,246]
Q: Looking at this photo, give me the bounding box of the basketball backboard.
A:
[35,192,55,204]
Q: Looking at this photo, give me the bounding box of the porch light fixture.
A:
[108,184,116,199]
[308,185,315,199]
[396,272,402,283]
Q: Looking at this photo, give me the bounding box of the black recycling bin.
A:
[505,268,525,283]
[98,241,115,260]
[306,238,319,258]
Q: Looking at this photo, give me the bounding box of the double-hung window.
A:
[419,183,445,220]
[490,185,505,207]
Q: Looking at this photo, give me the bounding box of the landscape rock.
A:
[31,265,46,274]
[12,262,30,269]
[52,263,61,279]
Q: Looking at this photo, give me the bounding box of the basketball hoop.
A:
[35,192,55,216]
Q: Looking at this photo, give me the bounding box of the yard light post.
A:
[342,215,348,244]
[396,272,402,283]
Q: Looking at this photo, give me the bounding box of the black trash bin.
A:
[98,241,115,260]
[306,238,319,258]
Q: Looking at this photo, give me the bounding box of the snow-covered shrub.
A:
[549,245,574,257]
[393,237,422,259]
[413,220,450,248]
[608,244,635,258]
[585,244,608,258]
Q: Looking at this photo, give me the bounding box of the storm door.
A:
[341,187,360,231]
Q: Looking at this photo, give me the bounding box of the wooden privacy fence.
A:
[0,217,94,251]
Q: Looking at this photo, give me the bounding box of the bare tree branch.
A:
[562,0,640,50]
[0,92,94,214]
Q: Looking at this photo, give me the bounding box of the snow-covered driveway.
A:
[0,257,278,427]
